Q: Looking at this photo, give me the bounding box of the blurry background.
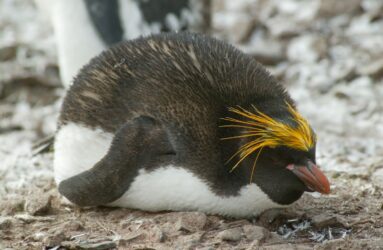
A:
[1,0,382,248]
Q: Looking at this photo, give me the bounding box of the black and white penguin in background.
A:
[55,33,330,218]
[35,0,211,88]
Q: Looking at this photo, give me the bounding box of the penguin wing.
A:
[58,116,176,206]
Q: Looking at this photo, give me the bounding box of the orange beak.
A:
[287,161,330,194]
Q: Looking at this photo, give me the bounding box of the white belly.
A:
[109,166,283,218]
[54,123,283,217]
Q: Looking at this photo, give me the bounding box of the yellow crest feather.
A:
[220,103,315,180]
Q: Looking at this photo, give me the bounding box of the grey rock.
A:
[318,0,362,17]
[217,227,243,242]
[246,240,260,249]
[0,45,17,61]
[176,212,207,233]
[148,225,165,243]
[243,224,270,241]
[42,231,66,247]
[64,220,85,231]
[180,232,203,249]
[0,198,25,216]
[32,232,46,241]
[268,232,284,244]
[311,214,349,228]
[0,217,13,230]
[24,193,52,216]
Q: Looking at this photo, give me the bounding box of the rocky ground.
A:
[1,0,382,249]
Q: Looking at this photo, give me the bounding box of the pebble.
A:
[0,198,25,216]
[33,232,46,241]
[0,45,17,61]
[265,17,304,38]
[65,220,84,231]
[242,225,270,241]
[176,212,207,233]
[318,0,362,17]
[42,230,66,246]
[0,217,13,230]
[217,227,243,242]
[24,193,52,216]
[311,214,348,228]
[148,225,165,243]
[180,232,203,248]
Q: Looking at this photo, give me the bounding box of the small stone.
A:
[176,212,207,233]
[0,198,25,216]
[242,225,270,241]
[65,220,84,231]
[42,231,66,246]
[217,227,243,242]
[180,232,203,248]
[119,232,144,246]
[0,45,17,61]
[78,241,117,250]
[318,0,361,17]
[257,208,302,227]
[33,232,47,241]
[311,214,349,228]
[246,240,260,249]
[0,217,13,230]
[24,193,52,216]
[267,232,284,244]
[148,225,165,243]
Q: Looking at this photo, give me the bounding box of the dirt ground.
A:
[1,173,383,249]
[1,0,383,249]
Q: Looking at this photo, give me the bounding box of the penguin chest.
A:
[109,166,284,218]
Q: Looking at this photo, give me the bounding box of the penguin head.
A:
[220,101,330,205]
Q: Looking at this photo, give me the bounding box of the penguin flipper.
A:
[58,116,175,207]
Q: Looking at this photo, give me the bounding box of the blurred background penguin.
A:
[34,0,211,88]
